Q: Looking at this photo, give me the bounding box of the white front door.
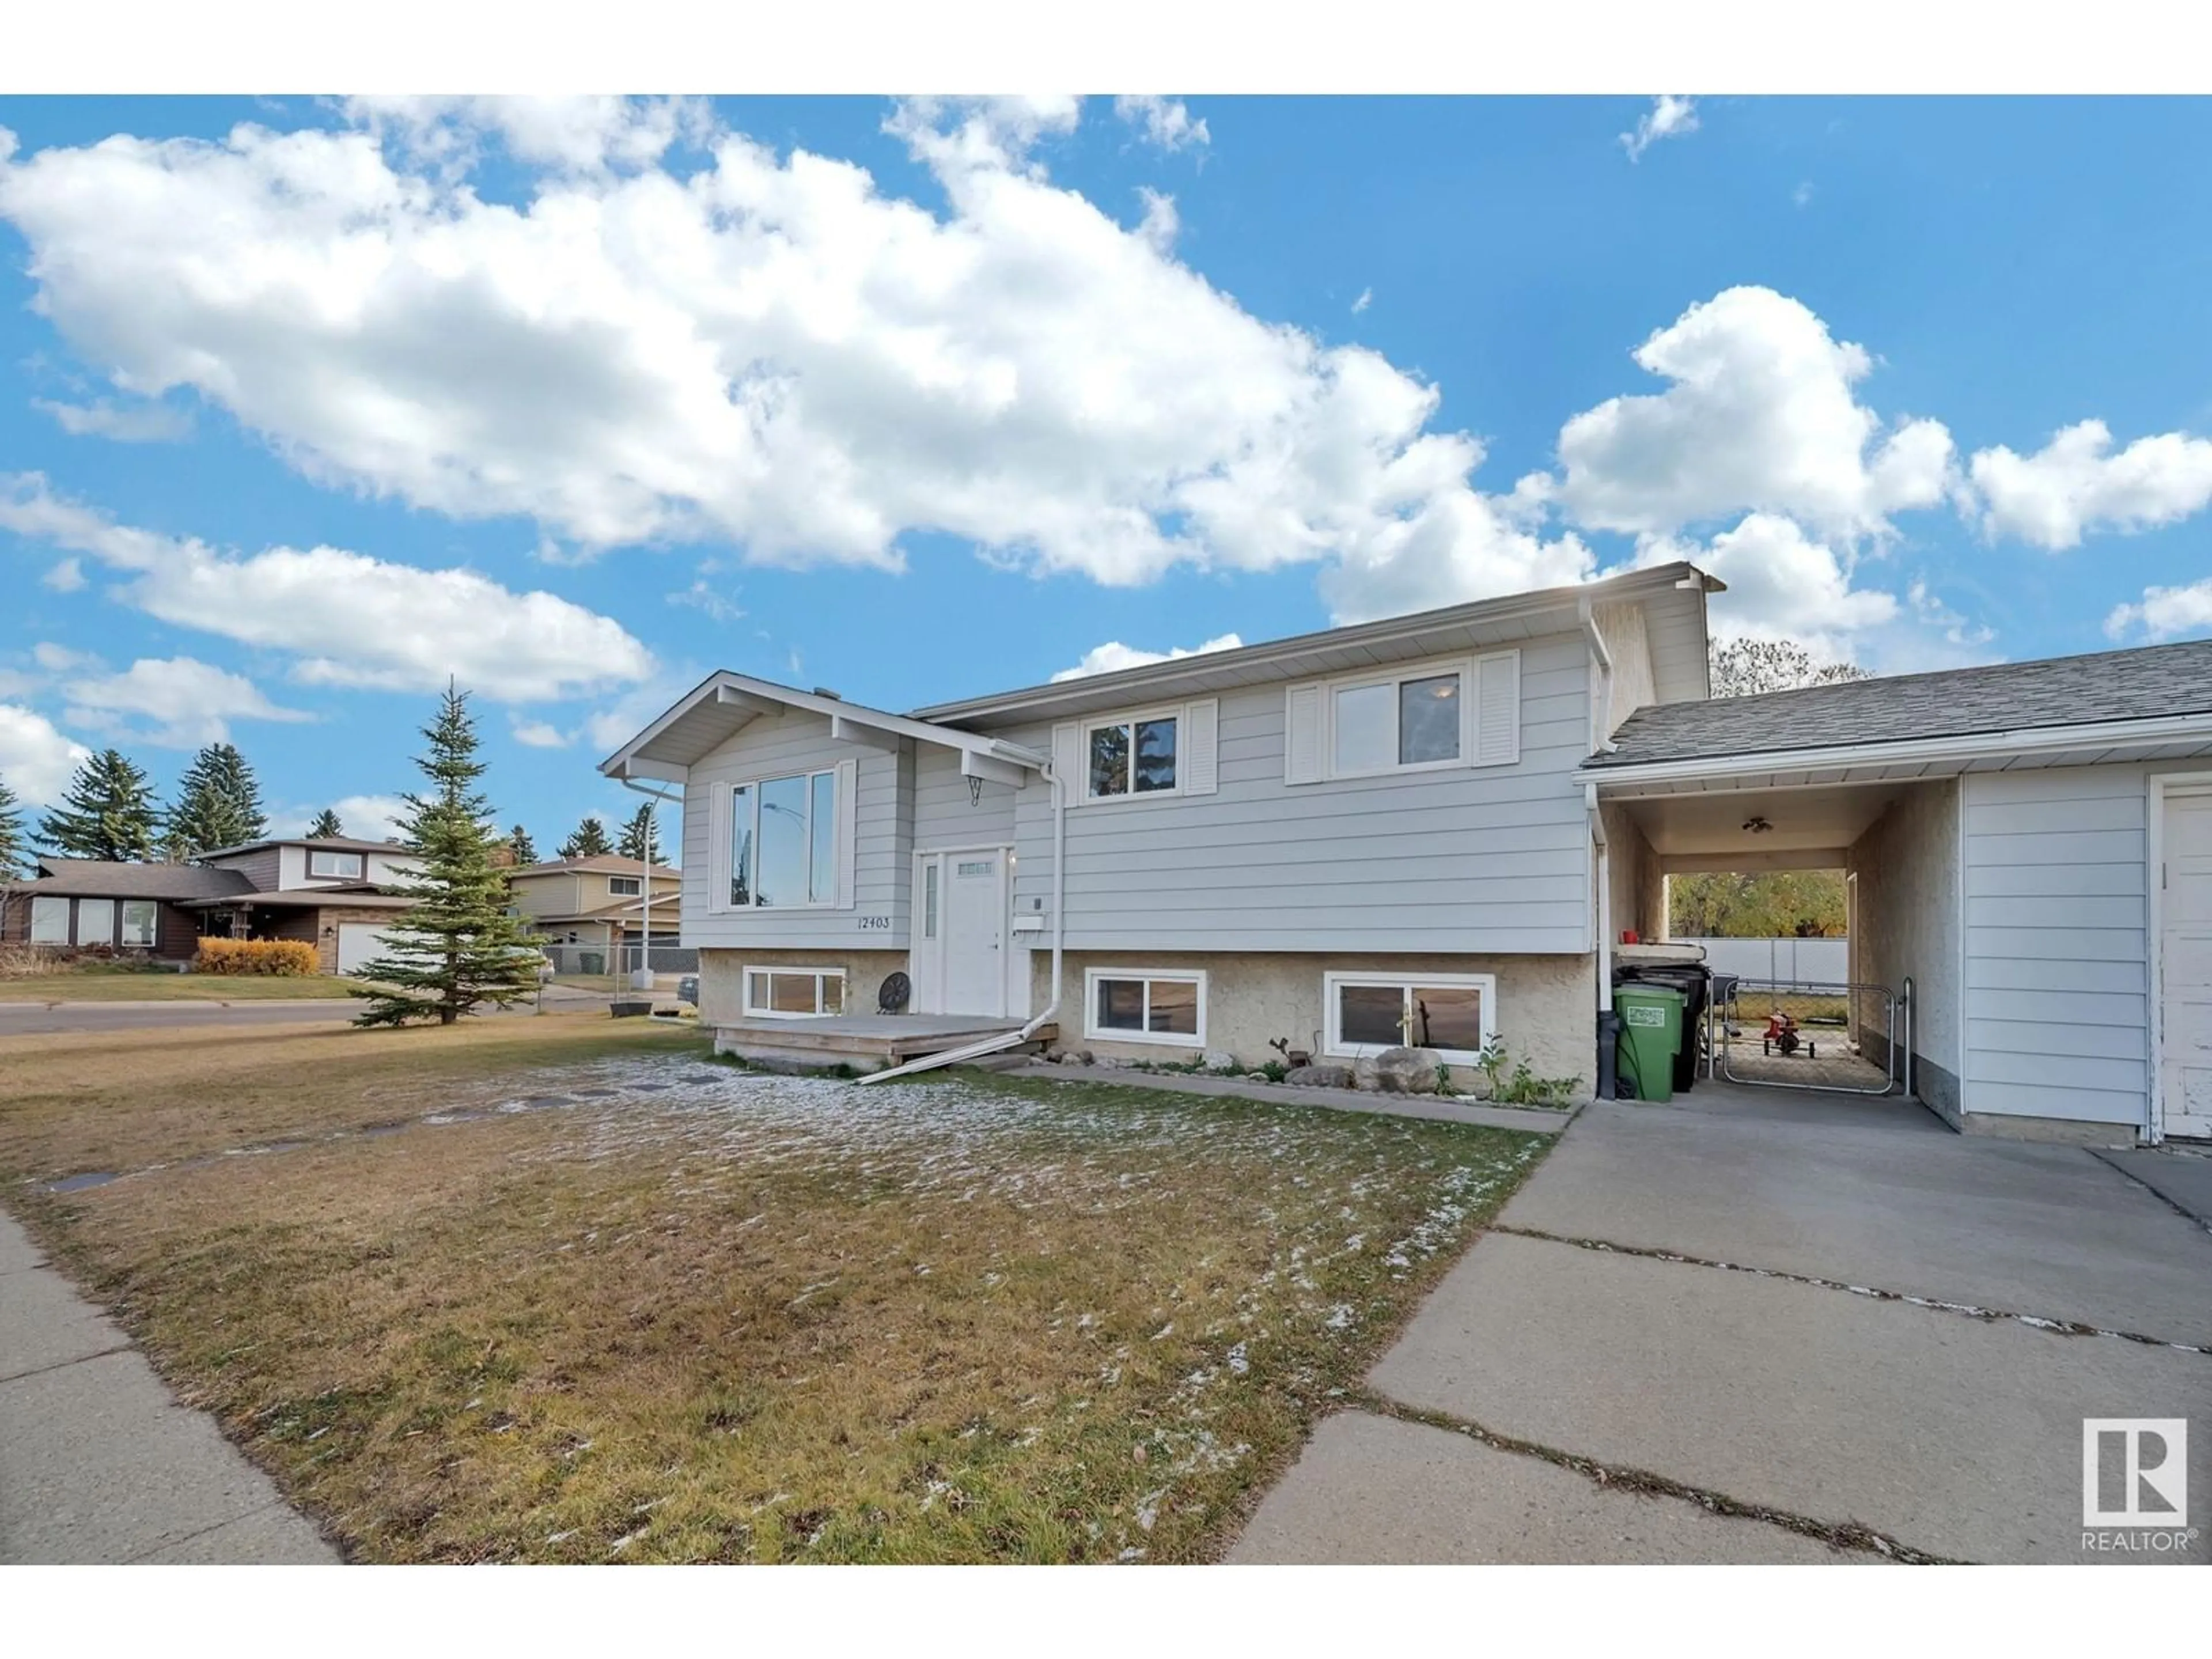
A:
[915,849,1007,1016]
[2160,789,2212,1139]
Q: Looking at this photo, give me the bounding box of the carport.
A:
[1594,770,1949,1108]
[1584,640,2212,1145]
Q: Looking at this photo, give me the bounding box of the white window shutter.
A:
[1284,683,1322,784]
[1052,721,1081,802]
[1475,651,1521,767]
[1181,699,1219,796]
[706,783,731,914]
[835,756,859,908]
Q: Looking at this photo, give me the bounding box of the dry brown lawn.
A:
[0,1018,1551,1563]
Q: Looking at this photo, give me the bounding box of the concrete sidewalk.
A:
[0,1210,336,1563]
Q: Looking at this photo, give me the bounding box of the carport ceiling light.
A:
[1742,815,1774,834]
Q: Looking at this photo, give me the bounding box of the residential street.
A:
[0,983,625,1037]
[1233,1084,2212,1565]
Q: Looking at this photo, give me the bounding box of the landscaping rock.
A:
[1244,1071,1271,1082]
[1201,1049,1239,1073]
[1059,1050,1092,1066]
[1285,1063,1357,1089]
[1353,1056,1381,1091]
[1371,1047,1444,1094]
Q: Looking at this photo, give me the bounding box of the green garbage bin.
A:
[1613,984,1684,1103]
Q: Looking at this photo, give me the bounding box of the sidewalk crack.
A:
[0,1342,135,1386]
[1491,1224,2212,1354]
[1355,1392,1960,1564]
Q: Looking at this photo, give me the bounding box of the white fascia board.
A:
[1586,711,2212,793]
[599,670,1050,780]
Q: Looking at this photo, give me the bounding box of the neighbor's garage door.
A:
[336,923,400,975]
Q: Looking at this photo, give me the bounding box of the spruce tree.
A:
[507,824,539,865]
[351,684,541,1027]
[616,802,662,865]
[308,807,345,838]
[38,749,160,862]
[0,777,25,880]
[559,815,613,859]
[164,742,269,857]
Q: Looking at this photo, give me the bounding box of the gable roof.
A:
[1590,637,2212,770]
[910,561,1721,726]
[510,856,681,879]
[13,861,256,901]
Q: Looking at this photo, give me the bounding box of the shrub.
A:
[194,938,320,977]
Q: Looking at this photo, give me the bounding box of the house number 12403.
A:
[855,915,892,931]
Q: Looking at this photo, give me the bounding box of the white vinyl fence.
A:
[1673,935,1849,985]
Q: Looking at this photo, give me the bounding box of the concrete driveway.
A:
[1233,1084,2212,1564]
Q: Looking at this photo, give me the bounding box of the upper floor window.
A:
[1088,713,1179,798]
[309,850,365,879]
[607,875,642,897]
[731,769,838,908]
[1334,671,1461,773]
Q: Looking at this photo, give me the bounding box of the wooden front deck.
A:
[713,1013,1055,1073]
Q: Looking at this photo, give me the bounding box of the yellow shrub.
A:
[194,938,321,977]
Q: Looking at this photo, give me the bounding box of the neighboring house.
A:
[1,859,252,959]
[506,855,682,963]
[600,565,2212,1146]
[0,836,420,974]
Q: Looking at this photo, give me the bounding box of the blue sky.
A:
[3,94,2209,853]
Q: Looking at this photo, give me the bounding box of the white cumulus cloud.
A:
[62,656,312,748]
[0,101,1580,617]
[1968,419,2212,551]
[1113,96,1209,151]
[509,717,573,749]
[33,397,191,442]
[271,793,410,843]
[1638,512,1899,660]
[1552,286,1956,541]
[2105,576,2212,643]
[1620,96,1699,162]
[1051,632,1246,683]
[0,475,653,703]
[0,703,92,806]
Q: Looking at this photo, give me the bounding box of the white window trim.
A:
[308,850,365,879]
[729,767,840,910]
[119,899,160,948]
[1323,657,1474,781]
[75,896,116,947]
[1081,703,1188,803]
[1322,971,1498,1065]
[607,875,643,897]
[1082,966,1209,1050]
[29,895,70,944]
[740,964,849,1020]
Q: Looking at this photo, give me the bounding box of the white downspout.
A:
[619,774,683,990]
[860,753,1067,1083]
[1580,596,1618,756]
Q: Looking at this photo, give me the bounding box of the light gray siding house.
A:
[602,569,2212,1147]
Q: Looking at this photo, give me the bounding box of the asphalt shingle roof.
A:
[1590,638,2212,769]
[17,862,257,900]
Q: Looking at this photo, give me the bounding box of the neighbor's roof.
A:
[198,835,410,859]
[1589,638,2212,770]
[174,889,415,912]
[509,856,680,878]
[13,861,255,901]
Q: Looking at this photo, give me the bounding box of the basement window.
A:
[1323,971,1495,1065]
[742,965,847,1019]
[1084,968,1206,1048]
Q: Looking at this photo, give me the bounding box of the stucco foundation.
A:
[1028,949,1597,1096]
[698,948,908,1027]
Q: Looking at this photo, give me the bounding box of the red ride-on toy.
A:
[1760,1010,1817,1058]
